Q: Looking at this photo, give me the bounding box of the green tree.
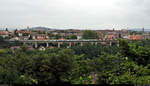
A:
[49,49,75,83]
[0,36,4,42]
[70,35,77,39]
[55,34,61,39]
[119,39,150,66]
[14,29,19,37]
[72,43,119,59]
[82,30,99,39]
[0,36,9,48]
[31,49,75,84]
[101,32,106,38]
[70,55,93,84]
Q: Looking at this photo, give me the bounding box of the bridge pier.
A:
[91,42,94,45]
[95,42,97,45]
[46,42,49,47]
[23,42,26,45]
[35,42,38,48]
[117,41,119,47]
[109,41,112,46]
[69,42,72,48]
[80,42,83,46]
[58,42,61,48]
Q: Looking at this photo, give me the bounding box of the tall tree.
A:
[82,30,99,39]
[14,29,19,37]
[70,35,77,39]
[5,28,8,31]
[31,49,75,84]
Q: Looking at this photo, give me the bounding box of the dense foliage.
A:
[1,39,150,84]
[82,30,99,39]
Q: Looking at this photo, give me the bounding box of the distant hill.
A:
[29,26,56,31]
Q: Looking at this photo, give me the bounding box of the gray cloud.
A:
[0,0,150,29]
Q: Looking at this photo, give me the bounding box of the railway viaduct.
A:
[7,39,119,48]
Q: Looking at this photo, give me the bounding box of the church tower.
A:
[142,27,144,34]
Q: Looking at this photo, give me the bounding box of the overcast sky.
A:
[0,0,150,30]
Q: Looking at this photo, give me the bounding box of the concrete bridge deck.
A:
[7,39,117,43]
[6,39,119,48]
